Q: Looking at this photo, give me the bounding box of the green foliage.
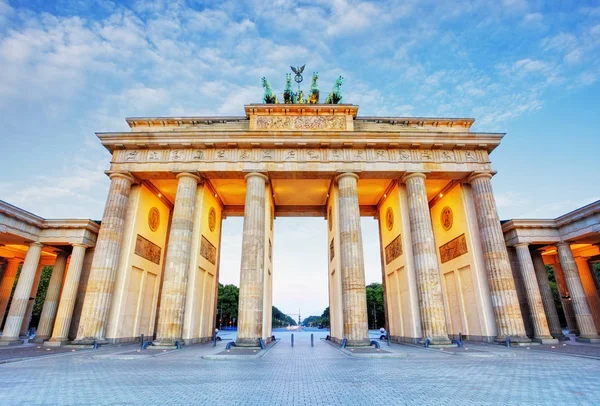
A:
[366,282,385,329]
[546,265,567,327]
[1,264,21,328]
[272,306,297,327]
[301,315,321,326]
[30,266,53,328]
[216,283,239,328]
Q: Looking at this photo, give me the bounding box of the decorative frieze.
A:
[254,115,347,131]
[116,148,489,165]
[200,235,217,265]
[134,234,161,264]
[439,234,468,264]
[385,235,403,265]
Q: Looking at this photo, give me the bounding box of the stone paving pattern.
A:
[1,330,599,405]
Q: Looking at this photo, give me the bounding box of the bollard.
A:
[370,340,380,349]
[175,341,181,350]
[213,332,217,347]
[92,341,98,350]
[341,338,347,349]
[259,338,265,350]
[311,333,314,347]
[225,341,236,350]
[140,334,144,350]
[424,338,430,348]
[387,333,390,346]
[291,334,294,347]
[505,337,511,348]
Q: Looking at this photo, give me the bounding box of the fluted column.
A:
[74,172,135,344]
[514,244,557,344]
[44,245,88,346]
[532,253,566,340]
[557,242,600,342]
[552,262,578,334]
[0,258,21,327]
[0,242,43,345]
[468,172,529,343]
[336,173,369,346]
[154,173,201,346]
[236,173,268,347]
[20,263,45,337]
[402,172,451,346]
[33,253,69,342]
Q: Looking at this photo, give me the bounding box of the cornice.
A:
[0,200,45,228]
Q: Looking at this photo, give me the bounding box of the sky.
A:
[1,0,599,319]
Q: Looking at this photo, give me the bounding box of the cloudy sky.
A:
[1,0,599,318]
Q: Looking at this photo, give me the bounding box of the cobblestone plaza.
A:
[1,330,599,405]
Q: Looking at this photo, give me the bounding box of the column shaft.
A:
[557,243,600,341]
[403,172,451,345]
[0,258,21,327]
[236,173,267,346]
[46,245,87,346]
[514,244,556,343]
[337,173,369,346]
[532,253,565,339]
[20,264,45,337]
[74,172,134,343]
[0,243,43,344]
[154,173,200,345]
[553,263,578,334]
[468,173,529,343]
[33,254,68,342]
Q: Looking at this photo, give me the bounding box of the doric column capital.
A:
[244,172,269,183]
[400,171,427,183]
[556,241,572,250]
[71,243,88,249]
[106,171,135,183]
[335,172,359,183]
[6,257,22,265]
[29,242,44,248]
[175,172,202,183]
[466,171,496,184]
[514,242,530,248]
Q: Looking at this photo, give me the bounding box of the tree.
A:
[272,306,296,327]
[546,265,567,327]
[366,282,385,329]
[217,283,239,328]
[31,266,53,328]
[302,315,321,326]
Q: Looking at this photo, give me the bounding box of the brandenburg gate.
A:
[46,99,539,349]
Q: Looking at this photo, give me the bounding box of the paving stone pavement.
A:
[1,329,599,405]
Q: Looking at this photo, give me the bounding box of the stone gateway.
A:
[2,102,599,349]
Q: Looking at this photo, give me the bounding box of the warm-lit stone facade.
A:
[4,103,597,348]
[503,201,600,343]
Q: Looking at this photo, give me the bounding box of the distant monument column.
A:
[236,173,268,347]
[0,242,43,345]
[0,258,21,327]
[514,244,557,344]
[33,253,69,342]
[556,242,600,342]
[46,244,88,346]
[467,172,530,344]
[336,172,370,346]
[154,172,201,346]
[74,172,135,344]
[531,252,566,340]
[401,172,451,346]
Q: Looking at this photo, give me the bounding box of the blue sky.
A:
[1,0,599,318]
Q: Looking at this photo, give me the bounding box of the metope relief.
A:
[253,115,346,131]
[134,234,161,265]
[117,148,488,165]
[439,234,468,264]
[385,235,403,265]
[200,235,217,265]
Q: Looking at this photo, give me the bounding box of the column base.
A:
[235,337,261,347]
[551,332,568,341]
[533,337,559,345]
[44,339,70,347]
[575,336,600,344]
[0,338,24,346]
[149,339,182,349]
[31,336,50,343]
[71,338,108,346]
[495,335,531,346]
[422,336,455,347]
[344,338,371,347]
